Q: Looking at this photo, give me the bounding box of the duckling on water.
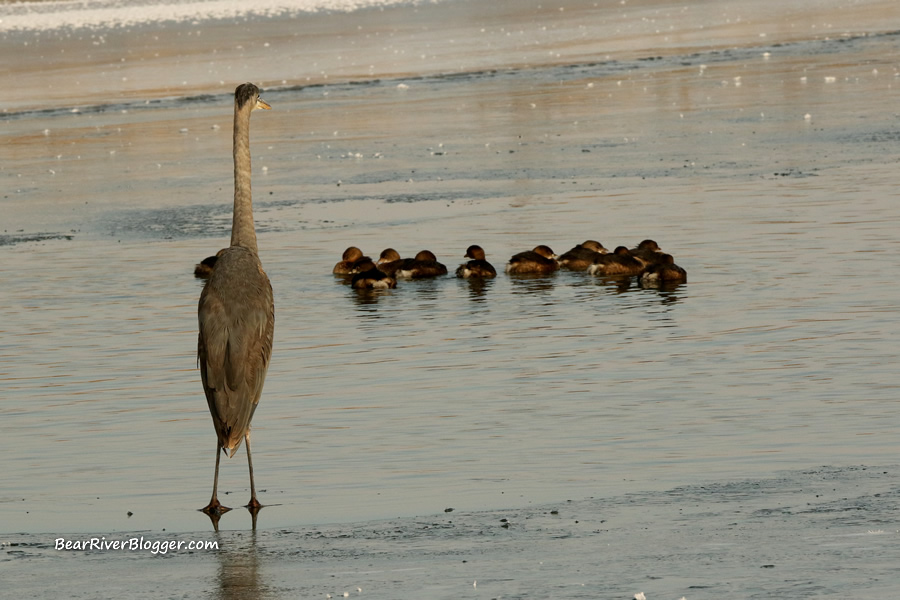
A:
[350,259,397,289]
[333,246,370,275]
[587,246,645,276]
[456,245,497,279]
[557,240,607,271]
[505,245,558,275]
[639,253,686,283]
[395,250,448,279]
[194,248,227,279]
[629,239,664,265]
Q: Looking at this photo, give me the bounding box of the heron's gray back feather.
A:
[198,246,274,457]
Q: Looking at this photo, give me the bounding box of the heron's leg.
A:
[245,431,262,509]
[201,442,231,515]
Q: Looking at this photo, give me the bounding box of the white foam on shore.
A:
[0,0,437,32]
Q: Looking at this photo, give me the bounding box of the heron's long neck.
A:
[231,107,258,253]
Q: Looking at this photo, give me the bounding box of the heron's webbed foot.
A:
[201,499,232,516]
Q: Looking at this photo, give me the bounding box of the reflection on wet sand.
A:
[213,529,270,600]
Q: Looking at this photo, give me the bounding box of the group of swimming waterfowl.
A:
[194,240,687,289]
[195,239,687,288]
[327,239,687,289]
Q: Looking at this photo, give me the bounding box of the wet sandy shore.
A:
[3,0,897,112]
[6,466,900,599]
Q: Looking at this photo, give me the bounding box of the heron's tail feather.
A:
[221,443,239,458]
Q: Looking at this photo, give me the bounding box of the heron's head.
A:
[235,82,271,111]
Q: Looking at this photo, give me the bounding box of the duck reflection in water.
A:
[592,275,635,294]
[462,276,492,300]
[509,274,556,294]
[351,289,393,306]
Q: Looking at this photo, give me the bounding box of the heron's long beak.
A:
[256,98,271,110]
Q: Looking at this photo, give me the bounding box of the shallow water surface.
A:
[2,0,900,596]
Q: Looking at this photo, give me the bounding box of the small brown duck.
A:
[350,259,397,289]
[629,239,664,265]
[194,248,226,279]
[374,248,405,276]
[587,246,645,276]
[557,240,608,271]
[639,253,686,283]
[333,246,370,275]
[506,245,558,275]
[395,250,448,279]
[456,245,497,279]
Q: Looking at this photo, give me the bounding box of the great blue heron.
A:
[197,82,274,515]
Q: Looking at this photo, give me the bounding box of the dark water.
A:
[2,0,900,596]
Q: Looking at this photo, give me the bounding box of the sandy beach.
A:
[3,0,900,597]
